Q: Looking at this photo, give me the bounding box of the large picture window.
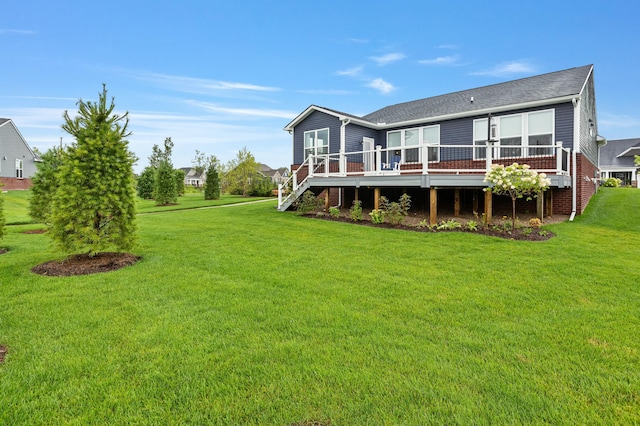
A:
[473,109,554,160]
[303,128,329,160]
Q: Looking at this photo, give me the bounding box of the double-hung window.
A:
[499,114,522,158]
[16,159,23,178]
[473,119,489,160]
[303,128,329,160]
[387,125,440,165]
[528,110,554,156]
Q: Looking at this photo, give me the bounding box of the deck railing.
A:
[278,142,570,209]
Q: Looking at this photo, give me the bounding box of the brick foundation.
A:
[0,177,32,190]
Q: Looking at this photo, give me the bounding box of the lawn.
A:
[0,188,639,424]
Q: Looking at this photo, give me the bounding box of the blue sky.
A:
[1,0,639,172]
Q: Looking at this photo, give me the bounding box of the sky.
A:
[1,0,639,173]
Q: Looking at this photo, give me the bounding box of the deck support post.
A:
[536,191,544,221]
[374,188,380,210]
[325,188,330,211]
[454,188,460,217]
[545,189,553,218]
[430,187,437,225]
[473,190,479,215]
[484,190,492,225]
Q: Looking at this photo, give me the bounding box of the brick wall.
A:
[0,177,32,190]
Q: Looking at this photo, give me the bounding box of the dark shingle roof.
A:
[0,118,11,126]
[599,138,640,168]
[362,65,593,125]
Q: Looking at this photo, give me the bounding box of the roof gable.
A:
[599,138,640,167]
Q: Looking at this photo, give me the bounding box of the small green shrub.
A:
[369,209,384,224]
[328,206,340,218]
[295,190,323,214]
[466,220,478,231]
[350,200,362,222]
[522,227,533,237]
[378,193,411,225]
[437,219,461,230]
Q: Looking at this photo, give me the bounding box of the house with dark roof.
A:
[599,138,640,187]
[180,167,205,187]
[0,118,40,190]
[279,65,603,222]
[259,163,289,185]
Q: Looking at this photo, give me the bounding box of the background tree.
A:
[50,85,137,255]
[249,174,275,197]
[29,146,64,224]
[204,163,220,200]
[484,163,551,229]
[226,147,259,197]
[152,137,178,205]
[0,184,5,241]
[136,166,155,199]
[174,168,185,196]
[635,155,640,167]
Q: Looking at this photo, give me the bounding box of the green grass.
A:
[0,188,639,424]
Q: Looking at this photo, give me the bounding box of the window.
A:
[387,125,440,164]
[499,114,522,158]
[422,126,440,162]
[473,109,554,160]
[16,159,23,178]
[303,128,329,160]
[528,110,553,156]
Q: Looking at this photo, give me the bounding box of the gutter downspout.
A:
[569,96,579,221]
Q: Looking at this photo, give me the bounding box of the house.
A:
[599,138,640,187]
[180,167,205,187]
[259,163,289,185]
[0,118,40,190]
[279,65,603,223]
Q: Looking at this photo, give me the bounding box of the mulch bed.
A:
[22,229,47,234]
[0,345,7,363]
[307,214,554,241]
[31,252,141,277]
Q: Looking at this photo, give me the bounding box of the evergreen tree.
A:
[0,185,5,241]
[174,168,185,196]
[204,164,220,200]
[154,159,178,205]
[136,166,155,199]
[29,146,65,224]
[50,85,137,255]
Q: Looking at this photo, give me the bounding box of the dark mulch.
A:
[0,345,7,363]
[31,252,141,277]
[22,229,47,234]
[0,248,7,255]
[307,214,554,241]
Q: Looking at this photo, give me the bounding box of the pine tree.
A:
[50,85,137,255]
[154,159,178,205]
[29,146,64,224]
[136,166,155,199]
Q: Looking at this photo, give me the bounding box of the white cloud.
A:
[119,70,280,95]
[471,61,536,77]
[370,53,406,66]
[418,55,460,65]
[336,66,363,77]
[0,29,36,35]
[368,78,395,94]
[186,101,298,119]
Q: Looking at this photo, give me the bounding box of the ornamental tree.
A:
[484,163,551,229]
[50,85,138,256]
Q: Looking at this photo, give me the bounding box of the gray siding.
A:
[0,120,38,179]
[345,124,378,152]
[578,72,598,165]
[292,110,342,164]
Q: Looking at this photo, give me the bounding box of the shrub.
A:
[29,146,64,224]
[529,218,542,228]
[369,209,384,224]
[174,169,186,196]
[204,165,220,200]
[603,177,622,187]
[328,206,340,218]
[349,200,362,222]
[437,219,461,230]
[295,190,323,214]
[378,193,411,225]
[154,160,178,205]
[466,220,478,231]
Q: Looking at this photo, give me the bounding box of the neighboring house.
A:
[599,138,640,187]
[279,65,603,222]
[180,167,205,187]
[259,163,289,185]
[0,118,40,190]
